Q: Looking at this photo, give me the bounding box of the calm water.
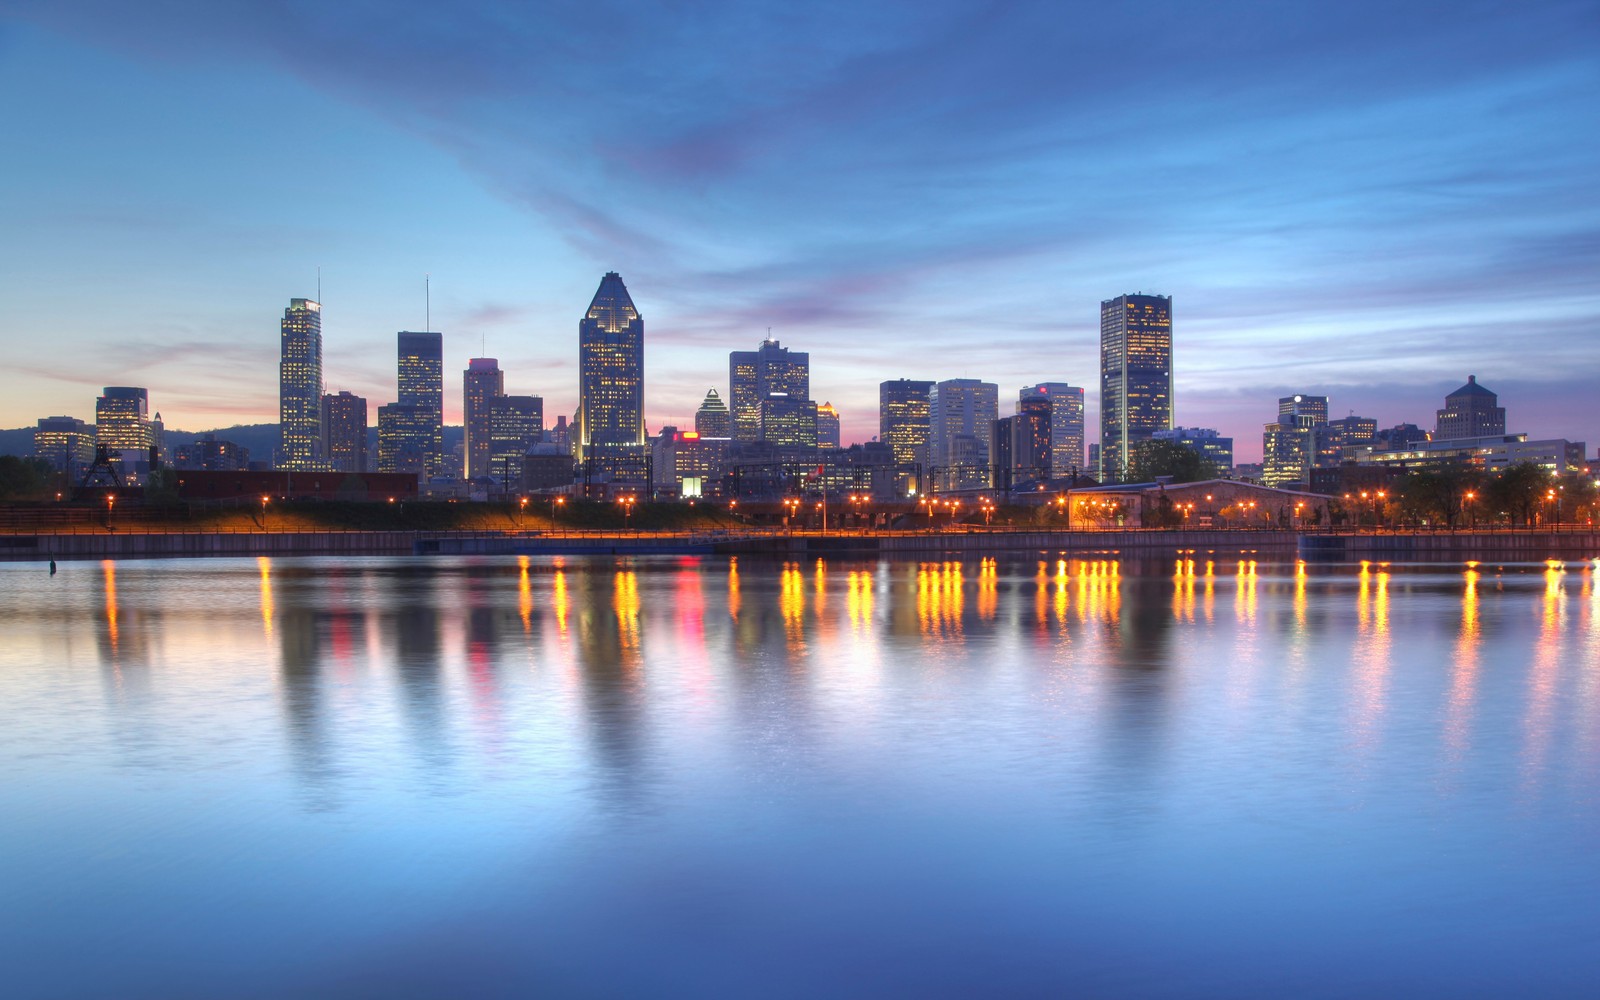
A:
[2,554,1598,998]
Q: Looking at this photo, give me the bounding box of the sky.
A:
[0,0,1596,463]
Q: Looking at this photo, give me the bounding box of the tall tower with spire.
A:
[575,272,645,481]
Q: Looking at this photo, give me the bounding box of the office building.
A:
[463,358,504,480]
[173,434,249,472]
[390,331,445,477]
[815,401,841,449]
[95,386,152,465]
[1262,395,1327,489]
[1020,382,1085,476]
[1014,395,1052,483]
[991,416,1015,492]
[574,272,645,481]
[1315,415,1376,468]
[879,378,933,491]
[1152,427,1234,474]
[33,416,95,479]
[322,391,368,473]
[278,298,323,470]
[695,389,732,438]
[730,338,809,442]
[1099,293,1173,482]
[486,395,543,481]
[377,404,431,475]
[1435,375,1505,439]
[758,392,818,449]
[929,379,998,491]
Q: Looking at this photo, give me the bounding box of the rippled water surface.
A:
[2,554,1598,998]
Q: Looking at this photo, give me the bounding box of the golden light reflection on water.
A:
[258,556,274,638]
[1035,560,1049,626]
[1234,560,1257,625]
[1293,560,1307,631]
[518,556,533,633]
[102,560,119,657]
[727,557,741,623]
[978,558,997,621]
[1203,560,1215,622]
[614,569,640,658]
[1521,562,1566,795]
[1173,558,1196,622]
[847,569,874,631]
[1351,561,1391,758]
[916,561,965,636]
[1444,563,1482,761]
[781,561,805,646]
[553,565,569,637]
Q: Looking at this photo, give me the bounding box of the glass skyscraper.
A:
[879,378,933,492]
[1099,293,1173,483]
[321,391,368,474]
[929,379,998,491]
[397,331,444,476]
[278,298,323,470]
[463,357,504,480]
[575,272,645,481]
[1019,383,1085,478]
[729,339,809,443]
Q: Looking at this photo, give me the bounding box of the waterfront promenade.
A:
[3,524,1596,561]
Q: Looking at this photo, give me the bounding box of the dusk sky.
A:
[1,1,1595,462]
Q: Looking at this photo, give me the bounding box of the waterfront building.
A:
[1262,395,1328,489]
[1014,396,1052,484]
[278,298,323,470]
[574,272,646,482]
[463,358,504,480]
[95,387,153,473]
[730,338,809,442]
[816,401,841,449]
[1099,293,1173,482]
[1019,383,1086,477]
[930,379,998,492]
[1351,433,1586,475]
[1152,426,1234,474]
[321,391,368,473]
[879,378,933,492]
[1435,375,1505,439]
[486,395,543,481]
[33,416,95,480]
[695,389,732,438]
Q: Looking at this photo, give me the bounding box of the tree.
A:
[1484,461,1548,526]
[1394,462,1481,528]
[1126,440,1216,484]
[0,456,52,500]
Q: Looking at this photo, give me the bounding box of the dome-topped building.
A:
[1435,375,1506,440]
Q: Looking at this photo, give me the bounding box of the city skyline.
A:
[0,2,1596,461]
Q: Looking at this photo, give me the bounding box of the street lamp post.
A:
[1463,490,1476,529]
[619,494,637,530]
[518,496,527,530]
[261,495,270,529]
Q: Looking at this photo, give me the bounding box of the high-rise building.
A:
[173,434,249,472]
[463,357,504,480]
[575,272,645,481]
[879,378,933,491]
[1019,383,1085,477]
[486,395,543,481]
[377,403,430,475]
[758,392,818,449]
[729,339,809,442]
[695,389,732,438]
[395,331,444,477]
[1435,375,1505,439]
[1151,427,1233,473]
[1315,415,1376,467]
[930,379,998,491]
[33,416,95,480]
[322,391,368,473]
[991,416,1015,492]
[1014,395,1052,483]
[815,401,841,449]
[95,387,152,466]
[1262,394,1327,488]
[1099,293,1173,482]
[278,298,323,470]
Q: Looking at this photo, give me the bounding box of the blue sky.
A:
[1,0,1595,461]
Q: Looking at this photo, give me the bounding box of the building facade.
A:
[575,272,646,481]
[463,357,504,480]
[278,298,323,470]
[33,416,95,480]
[729,339,809,442]
[879,378,933,492]
[321,391,368,474]
[1262,394,1328,488]
[1019,382,1086,476]
[1435,375,1505,439]
[394,331,444,476]
[1151,426,1234,474]
[815,401,841,449]
[929,379,998,491]
[695,389,732,438]
[95,387,153,469]
[1099,293,1173,482]
[486,395,543,481]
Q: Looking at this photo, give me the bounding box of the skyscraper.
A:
[695,389,732,438]
[395,331,444,477]
[729,338,810,442]
[486,395,543,481]
[1435,375,1505,439]
[815,401,841,449]
[1262,394,1327,488]
[278,298,323,470]
[930,379,998,491]
[322,391,368,473]
[575,272,645,481]
[463,357,504,480]
[95,386,151,466]
[33,416,95,480]
[1019,383,1085,477]
[758,392,818,449]
[1099,293,1173,482]
[879,378,933,492]
[1014,395,1052,483]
